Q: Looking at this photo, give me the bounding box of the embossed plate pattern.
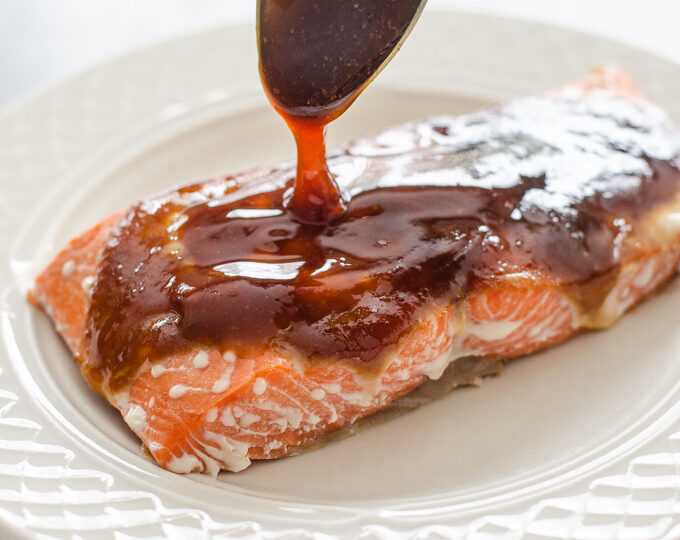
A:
[2,11,680,539]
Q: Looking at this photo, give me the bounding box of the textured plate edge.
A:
[1,10,680,539]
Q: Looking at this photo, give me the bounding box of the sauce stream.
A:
[258,0,426,223]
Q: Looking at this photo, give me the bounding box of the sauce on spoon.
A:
[258,0,427,223]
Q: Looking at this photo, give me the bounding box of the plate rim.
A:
[2,9,680,539]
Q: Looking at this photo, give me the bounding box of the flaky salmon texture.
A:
[32,68,680,474]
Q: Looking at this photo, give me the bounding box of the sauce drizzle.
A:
[258,0,426,223]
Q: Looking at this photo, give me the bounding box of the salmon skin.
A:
[32,68,680,474]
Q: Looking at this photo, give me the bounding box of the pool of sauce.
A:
[85,95,680,392]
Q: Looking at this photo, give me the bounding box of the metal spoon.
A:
[258,0,428,120]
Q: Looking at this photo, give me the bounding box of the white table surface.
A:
[2,0,680,112]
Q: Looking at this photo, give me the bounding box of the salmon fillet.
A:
[32,68,680,474]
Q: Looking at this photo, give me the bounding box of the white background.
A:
[2,0,680,110]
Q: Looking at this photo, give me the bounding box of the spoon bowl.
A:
[258,0,428,120]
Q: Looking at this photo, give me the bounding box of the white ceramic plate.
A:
[2,10,680,539]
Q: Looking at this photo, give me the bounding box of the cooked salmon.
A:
[32,68,680,474]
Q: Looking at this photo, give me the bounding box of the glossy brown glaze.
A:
[258,0,425,223]
[86,95,680,392]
